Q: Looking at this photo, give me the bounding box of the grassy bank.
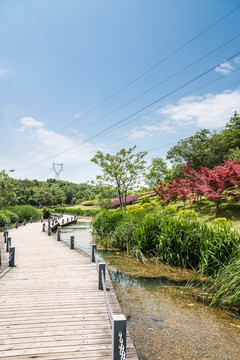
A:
[0,205,41,228]
[91,205,240,310]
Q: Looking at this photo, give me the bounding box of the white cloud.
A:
[15,116,103,164]
[130,128,152,138]
[20,117,43,128]
[215,61,234,75]
[74,113,81,119]
[234,56,240,65]
[158,89,240,128]
[129,124,175,138]
[0,69,8,75]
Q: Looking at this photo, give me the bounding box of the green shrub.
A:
[10,205,41,222]
[81,200,97,206]
[178,209,198,219]
[42,207,52,219]
[164,205,177,215]
[0,213,10,227]
[54,206,99,217]
[2,210,18,223]
[91,210,123,239]
[139,196,151,205]
[97,198,113,209]
[213,217,232,227]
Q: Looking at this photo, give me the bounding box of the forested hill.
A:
[0,176,101,208]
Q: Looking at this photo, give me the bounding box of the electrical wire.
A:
[12,4,240,162]
[12,50,240,173]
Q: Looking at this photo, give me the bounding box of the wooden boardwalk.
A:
[0,218,138,359]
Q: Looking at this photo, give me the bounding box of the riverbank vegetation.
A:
[91,206,240,311]
[0,205,41,227]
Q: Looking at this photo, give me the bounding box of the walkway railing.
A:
[0,226,15,275]
[55,229,127,360]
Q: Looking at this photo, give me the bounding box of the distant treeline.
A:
[0,173,116,208]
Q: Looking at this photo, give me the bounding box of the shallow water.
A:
[65,219,240,359]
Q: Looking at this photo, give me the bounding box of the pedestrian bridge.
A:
[0,216,138,359]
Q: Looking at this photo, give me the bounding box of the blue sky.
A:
[1,0,240,183]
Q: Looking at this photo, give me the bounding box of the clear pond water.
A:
[64,219,240,359]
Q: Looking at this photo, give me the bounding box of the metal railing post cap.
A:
[91,244,97,262]
[112,314,127,360]
[98,262,105,291]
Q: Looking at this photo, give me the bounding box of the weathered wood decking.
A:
[0,218,138,359]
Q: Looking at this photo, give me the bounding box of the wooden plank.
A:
[0,222,138,359]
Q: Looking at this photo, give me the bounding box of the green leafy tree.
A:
[91,146,147,212]
[166,129,212,169]
[0,170,16,207]
[144,157,168,187]
[227,147,240,161]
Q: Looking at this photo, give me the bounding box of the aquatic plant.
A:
[209,256,240,310]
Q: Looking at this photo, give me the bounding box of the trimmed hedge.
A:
[55,206,99,217]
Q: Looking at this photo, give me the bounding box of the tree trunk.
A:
[215,202,220,217]
[124,190,127,214]
[117,188,122,211]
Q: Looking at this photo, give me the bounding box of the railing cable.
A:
[101,268,114,328]
[0,252,13,274]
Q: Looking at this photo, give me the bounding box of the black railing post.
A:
[57,230,61,241]
[91,244,96,262]
[70,236,74,249]
[6,237,11,252]
[9,247,15,267]
[15,221,18,229]
[4,231,8,244]
[98,262,105,290]
[24,219,26,226]
[112,314,127,360]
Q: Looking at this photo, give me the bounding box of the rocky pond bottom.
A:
[65,220,240,359]
[98,251,240,360]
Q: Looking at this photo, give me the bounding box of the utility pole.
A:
[52,162,64,180]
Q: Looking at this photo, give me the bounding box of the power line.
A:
[62,3,240,131]
[21,31,240,166]
[12,50,240,173]
[68,33,240,137]
[20,74,240,177]
[12,3,240,163]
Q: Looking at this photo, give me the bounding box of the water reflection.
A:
[108,269,189,288]
[62,220,92,250]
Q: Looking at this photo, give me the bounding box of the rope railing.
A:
[94,248,100,273]
[92,245,127,360]
[1,227,16,275]
[101,268,114,327]
[45,221,127,360]
[74,240,90,253]
[0,252,13,273]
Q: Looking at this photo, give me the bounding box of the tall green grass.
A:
[55,206,99,217]
[10,205,41,222]
[91,209,240,276]
[209,257,240,310]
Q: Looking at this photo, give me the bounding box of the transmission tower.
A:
[52,162,64,180]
